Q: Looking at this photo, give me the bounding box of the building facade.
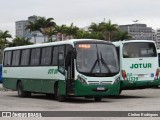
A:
[119,23,155,40]
[15,15,45,43]
[155,29,160,48]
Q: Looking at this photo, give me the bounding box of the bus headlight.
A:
[114,77,120,84]
[77,75,87,84]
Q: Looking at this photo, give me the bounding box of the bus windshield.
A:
[123,42,157,58]
[75,43,119,76]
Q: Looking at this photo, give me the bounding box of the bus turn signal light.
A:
[154,69,159,80]
[122,70,128,80]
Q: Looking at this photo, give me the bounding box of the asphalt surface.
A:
[0,84,160,120]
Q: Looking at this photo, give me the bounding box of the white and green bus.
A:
[113,40,160,92]
[2,39,120,102]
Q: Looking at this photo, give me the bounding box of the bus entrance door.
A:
[65,52,75,95]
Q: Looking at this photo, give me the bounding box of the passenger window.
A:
[30,48,41,65]
[21,49,30,66]
[12,50,20,66]
[3,51,12,66]
[41,47,52,65]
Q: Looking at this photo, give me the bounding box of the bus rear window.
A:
[123,42,157,58]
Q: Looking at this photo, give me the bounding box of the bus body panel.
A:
[3,66,65,93]
[113,40,160,90]
[122,58,157,81]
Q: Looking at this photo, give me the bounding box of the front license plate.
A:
[97,87,105,91]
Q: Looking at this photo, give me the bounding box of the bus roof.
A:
[4,39,111,51]
[113,40,155,47]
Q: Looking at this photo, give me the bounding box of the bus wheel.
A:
[17,82,31,97]
[54,85,65,102]
[94,97,102,102]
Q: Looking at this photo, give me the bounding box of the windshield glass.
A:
[123,42,157,58]
[75,43,119,76]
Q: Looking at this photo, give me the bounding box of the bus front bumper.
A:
[74,80,120,96]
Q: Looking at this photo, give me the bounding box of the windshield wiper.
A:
[90,50,100,73]
[100,52,111,73]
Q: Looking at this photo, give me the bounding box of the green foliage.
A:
[0,30,12,49]
[25,21,39,43]
[75,29,90,39]
[89,22,103,32]
[36,17,56,38]
[113,30,132,41]
[25,16,56,43]
[8,37,33,47]
[2,16,133,48]
[65,23,79,39]
[100,20,118,41]
[24,16,128,42]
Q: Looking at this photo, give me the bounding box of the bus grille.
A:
[88,81,112,85]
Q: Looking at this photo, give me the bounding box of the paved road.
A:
[0,84,160,120]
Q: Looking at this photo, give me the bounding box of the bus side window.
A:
[3,51,12,66]
[52,45,64,66]
[52,46,58,66]
[58,52,65,74]
[41,47,52,65]
[30,48,41,65]
[12,50,20,66]
[21,49,30,66]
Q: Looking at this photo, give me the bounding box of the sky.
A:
[0,0,160,38]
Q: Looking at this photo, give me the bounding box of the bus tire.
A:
[54,84,65,102]
[17,82,31,97]
[94,97,102,102]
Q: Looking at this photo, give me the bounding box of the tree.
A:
[47,27,57,42]
[75,29,90,39]
[25,21,39,43]
[114,30,132,41]
[89,32,104,39]
[88,22,103,33]
[0,30,12,49]
[88,22,104,40]
[9,37,33,47]
[100,20,118,41]
[0,30,12,63]
[55,25,67,41]
[36,17,56,42]
[65,23,79,39]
